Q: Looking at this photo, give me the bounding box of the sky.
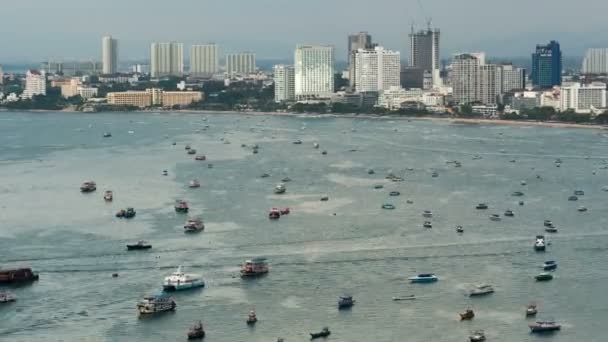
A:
[1,0,608,63]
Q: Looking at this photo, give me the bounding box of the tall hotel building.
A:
[190,44,219,77]
[150,42,184,77]
[294,45,334,100]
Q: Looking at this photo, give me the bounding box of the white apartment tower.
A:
[190,44,219,77]
[451,53,482,104]
[479,64,498,105]
[496,64,526,94]
[225,52,256,76]
[102,35,118,74]
[582,48,608,74]
[150,42,184,78]
[274,65,295,103]
[353,46,400,93]
[22,70,47,99]
[294,45,335,100]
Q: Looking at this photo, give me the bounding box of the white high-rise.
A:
[353,46,400,93]
[190,44,219,77]
[582,48,608,74]
[496,64,526,94]
[294,45,334,100]
[225,52,256,76]
[479,64,498,105]
[22,70,47,99]
[274,65,295,103]
[102,35,118,74]
[451,53,482,104]
[150,42,184,78]
[561,82,607,113]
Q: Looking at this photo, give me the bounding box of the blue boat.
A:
[408,273,438,283]
[543,261,557,271]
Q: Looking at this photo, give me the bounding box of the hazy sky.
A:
[2,0,608,63]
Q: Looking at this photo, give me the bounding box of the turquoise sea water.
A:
[0,111,607,342]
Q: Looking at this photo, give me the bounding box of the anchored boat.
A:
[137,293,176,315]
[409,273,438,283]
[163,266,205,291]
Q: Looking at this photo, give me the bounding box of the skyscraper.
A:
[450,53,482,104]
[273,65,295,103]
[150,42,184,78]
[347,32,373,87]
[102,35,118,74]
[582,48,608,74]
[479,64,498,105]
[353,46,400,93]
[225,52,256,76]
[409,25,440,85]
[531,41,562,88]
[294,45,334,100]
[496,64,526,94]
[190,44,219,77]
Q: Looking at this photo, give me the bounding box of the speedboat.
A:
[189,180,201,188]
[268,208,281,220]
[459,308,475,320]
[80,181,97,193]
[422,210,433,218]
[456,225,464,233]
[545,226,558,233]
[0,291,16,303]
[104,190,113,201]
[126,240,151,250]
[529,321,561,333]
[274,183,286,194]
[409,273,438,283]
[195,155,206,161]
[476,203,488,210]
[184,218,204,233]
[241,258,269,277]
[175,200,189,213]
[535,272,553,281]
[578,206,588,212]
[187,321,205,340]
[574,190,585,196]
[137,293,176,315]
[469,330,486,342]
[382,203,396,210]
[504,209,514,217]
[512,191,524,196]
[163,266,205,291]
[526,304,538,317]
[490,214,501,221]
[469,284,494,297]
[543,260,557,271]
[534,235,546,251]
[568,195,578,201]
[338,295,355,309]
[246,310,258,325]
[423,221,432,229]
[310,327,330,339]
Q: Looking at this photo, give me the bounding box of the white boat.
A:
[422,210,433,218]
[0,292,16,303]
[189,180,201,188]
[469,284,495,297]
[137,293,176,314]
[274,183,286,194]
[184,218,204,233]
[535,235,546,251]
[163,266,205,291]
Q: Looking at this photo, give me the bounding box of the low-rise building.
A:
[378,87,423,110]
[162,91,203,107]
[77,87,98,99]
[107,91,152,107]
[106,89,202,108]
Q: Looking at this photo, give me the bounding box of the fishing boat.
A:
[382,203,396,210]
[476,203,488,210]
[469,284,494,297]
[246,310,258,325]
[0,292,16,303]
[456,225,464,233]
[274,183,286,194]
[175,200,189,213]
[163,266,205,291]
[534,235,546,252]
[574,190,585,196]
[241,258,269,277]
[189,180,201,188]
[422,210,433,218]
[529,321,561,333]
[460,308,475,320]
[578,206,588,212]
[338,295,355,309]
[469,330,486,341]
[526,304,538,316]
[187,321,205,340]
[545,226,558,233]
[268,208,281,220]
[104,190,113,201]
[543,260,557,271]
[0,268,39,284]
[184,218,204,233]
[568,195,578,201]
[389,191,400,196]
[80,181,97,193]
[310,327,330,339]
[504,209,514,217]
[409,273,438,283]
[423,221,432,228]
[535,272,554,282]
[136,293,176,315]
[392,295,416,301]
[194,155,206,161]
[489,214,501,221]
[126,240,151,250]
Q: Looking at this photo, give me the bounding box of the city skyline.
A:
[2,0,608,62]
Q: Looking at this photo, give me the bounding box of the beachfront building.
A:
[294,44,334,101]
[353,46,400,93]
[22,70,47,99]
[273,65,295,102]
[560,82,607,113]
[107,89,202,108]
[162,91,203,107]
[582,48,608,74]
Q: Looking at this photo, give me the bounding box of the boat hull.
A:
[163,281,205,292]
[187,331,205,340]
[409,278,438,283]
[127,245,151,250]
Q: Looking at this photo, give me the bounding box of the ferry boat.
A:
[338,295,355,309]
[163,266,205,291]
[136,293,176,315]
[103,190,113,201]
[0,268,39,284]
[534,235,546,251]
[469,330,486,341]
[189,180,201,188]
[187,321,205,340]
[274,183,286,194]
[409,273,438,283]
[126,240,151,250]
[469,284,494,297]
[476,203,488,210]
[460,308,475,320]
[268,208,281,220]
[175,200,189,213]
[310,327,330,339]
[529,321,561,333]
[422,210,433,218]
[184,218,204,233]
[246,310,258,325]
[194,155,206,161]
[543,260,557,271]
[80,181,96,193]
[241,258,269,277]
[526,304,538,317]
[0,291,16,303]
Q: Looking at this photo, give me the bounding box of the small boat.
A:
[382,203,396,210]
[578,206,588,212]
[268,208,281,220]
[137,293,176,315]
[490,214,501,221]
[472,155,483,160]
[321,150,327,155]
[519,200,525,206]
[469,330,486,342]
[392,295,416,301]
[535,272,554,281]
[574,190,584,196]
[543,220,553,227]
[545,226,558,233]
[422,210,433,218]
[260,173,270,178]
[521,180,527,186]
[543,260,557,271]
[103,132,112,138]
[367,169,375,175]
[469,284,494,297]
[104,190,113,201]
[568,195,578,201]
[0,291,16,303]
[241,258,269,277]
[116,207,136,219]
[281,177,292,183]
[535,235,546,252]
[293,140,302,145]
[409,273,438,283]
[194,155,206,161]
[184,218,204,233]
[389,191,400,196]
[0,268,39,284]
[476,203,488,210]
[374,184,384,189]
[175,200,189,213]
[189,180,201,188]
[187,321,205,340]
[512,191,524,196]
[423,221,432,229]
[338,295,355,309]
[80,181,96,193]
[274,183,286,194]
[456,225,464,233]
[310,327,330,339]
[504,209,514,217]
[431,171,439,178]
[313,142,320,149]
[320,195,329,201]
[185,145,191,150]
[460,308,475,320]
[163,266,205,291]
[406,200,414,204]
[529,321,561,333]
[126,240,151,250]
[162,170,168,176]
[187,149,197,155]
[280,208,290,215]
[246,310,258,325]
[526,304,538,317]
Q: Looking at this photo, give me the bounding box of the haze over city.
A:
[2,0,608,62]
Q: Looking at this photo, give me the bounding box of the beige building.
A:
[107,91,152,107]
[107,89,202,108]
[162,91,203,107]
[60,78,81,98]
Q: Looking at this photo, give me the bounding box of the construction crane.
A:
[416,0,433,30]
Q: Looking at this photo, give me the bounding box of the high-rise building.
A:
[409,25,440,85]
[451,53,482,104]
[102,35,118,74]
[353,46,400,93]
[496,64,526,94]
[561,82,607,112]
[150,42,184,78]
[22,70,47,99]
[479,64,498,105]
[41,60,102,76]
[294,45,335,100]
[347,32,373,86]
[225,52,256,76]
[273,65,295,103]
[582,48,608,74]
[190,44,219,77]
[531,41,562,88]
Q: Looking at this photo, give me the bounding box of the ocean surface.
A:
[0,111,607,342]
